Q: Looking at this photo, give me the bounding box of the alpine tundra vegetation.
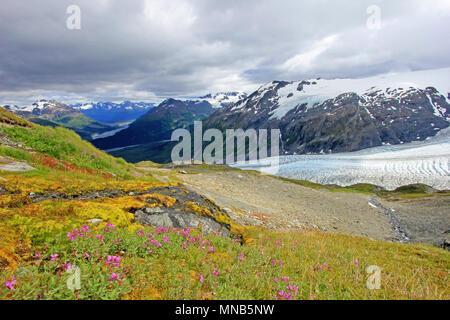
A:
[0,108,448,300]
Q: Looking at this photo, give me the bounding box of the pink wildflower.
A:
[106,255,121,267]
[208,246,216,254]
[108,273,119,281]
[104,223,115,232]
[50,254,59,261]
[5,275,16,290]
[212,270,219,276]
[200,274,204,283]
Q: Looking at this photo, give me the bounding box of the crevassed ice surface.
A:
[232,128,450,190]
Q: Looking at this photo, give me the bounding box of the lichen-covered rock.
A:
[134,207,230,237]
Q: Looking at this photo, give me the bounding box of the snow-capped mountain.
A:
[197,92,248,108]
[3,100,116,140]
[205,68,450,154]
[70,101,155,124]
[6,100,81,119]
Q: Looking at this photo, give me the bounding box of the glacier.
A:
[232,128,450,191]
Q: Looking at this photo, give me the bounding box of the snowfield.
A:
[233,128,450,191]
[254,67,450,120]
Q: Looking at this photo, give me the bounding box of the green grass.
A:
[0,146,31,162]
[0,125,133,178]
[1,225,448,300]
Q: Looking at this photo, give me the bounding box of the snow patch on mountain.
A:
[198,92,247,108]
[257,68,450,120]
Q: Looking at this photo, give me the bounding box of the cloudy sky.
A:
[1,0,450,105]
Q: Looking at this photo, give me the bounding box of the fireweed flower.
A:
[212,270,219,276]
[106,256,121,267]
[63,263,72,272]
[208,246,216,254]
[200,275,204,283]
[67,232,76,241]
[278,290,292,300]
[257,273,262,279]
[50,254,59,261]
[104,223,115,232]
[96,234,104,242]
[108,273,119,281]
[286,284,299,296]
[238,253,244,262]
[5,275,16,290]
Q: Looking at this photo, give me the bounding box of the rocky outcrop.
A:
[18,183,233,237]
[133,185,231,237]
[134,206,230,237]
[0,161,35,172]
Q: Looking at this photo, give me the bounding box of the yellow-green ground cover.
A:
[0,108,448,300]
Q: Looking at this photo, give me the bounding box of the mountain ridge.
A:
[3,100,116,140]
[205,68,450,155]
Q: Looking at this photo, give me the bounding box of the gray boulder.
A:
[134,207,230,237]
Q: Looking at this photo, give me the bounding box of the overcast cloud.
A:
[1,0,450,105]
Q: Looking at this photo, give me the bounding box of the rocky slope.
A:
[175,165,449,247]
[205,68,450,154]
